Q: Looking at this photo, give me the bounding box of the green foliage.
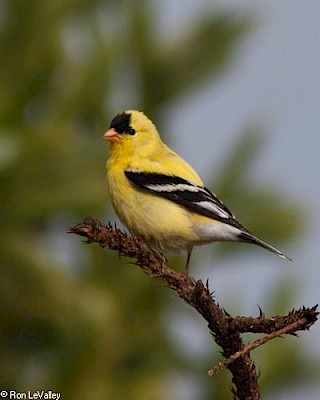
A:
[0,1,314,399]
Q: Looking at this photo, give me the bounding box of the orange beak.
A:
[102,128,120,143]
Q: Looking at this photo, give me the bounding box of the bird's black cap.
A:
[110,112,131,134]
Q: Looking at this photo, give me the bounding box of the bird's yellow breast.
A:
[107,161,199,252]
[106,121,205,252]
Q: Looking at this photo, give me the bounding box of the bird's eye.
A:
[127,128,136,135]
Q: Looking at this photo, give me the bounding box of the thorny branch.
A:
[68,217,318,400]
[208,315,317,375]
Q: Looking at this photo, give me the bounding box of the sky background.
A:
[154,1,320,398]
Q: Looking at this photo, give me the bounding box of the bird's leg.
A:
[183,248,193,275]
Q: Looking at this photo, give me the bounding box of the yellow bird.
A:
[103,110,290,274]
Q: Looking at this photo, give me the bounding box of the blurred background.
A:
[1,0,319,399]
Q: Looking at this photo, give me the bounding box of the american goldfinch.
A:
[103,110,290,273]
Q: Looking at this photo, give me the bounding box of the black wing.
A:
[125,170,246,230]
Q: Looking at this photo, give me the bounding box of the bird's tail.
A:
[239,231,292,261]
